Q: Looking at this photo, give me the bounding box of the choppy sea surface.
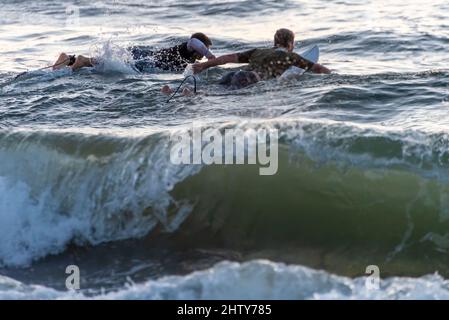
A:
[1,0,449,299]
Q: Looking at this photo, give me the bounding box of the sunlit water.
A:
[1,0,449,299]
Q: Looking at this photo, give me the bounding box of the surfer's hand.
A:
[192,63,204,74]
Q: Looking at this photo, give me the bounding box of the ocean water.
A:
[1,0,449,300]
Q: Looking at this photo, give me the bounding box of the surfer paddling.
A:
[192,28,331,81]
[161,29,330,98]
[52,32,216,72]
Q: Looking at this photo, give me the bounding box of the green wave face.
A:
[170,146,449,277]
[1,127,449,276]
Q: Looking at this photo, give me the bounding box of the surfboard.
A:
[278,45,319,82]
[301,45,320,64]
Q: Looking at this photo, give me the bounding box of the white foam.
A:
[90,40,138,75]
[1,260,449,300]
[0,176,88,266]
[0,131,200,267]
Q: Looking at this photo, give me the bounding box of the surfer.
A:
[162,29,329,99]
[52,32,216,72]
[192,28,331,83]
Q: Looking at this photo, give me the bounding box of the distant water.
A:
[1,0,449,299]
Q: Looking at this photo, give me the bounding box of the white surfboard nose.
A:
[301,45,320,64]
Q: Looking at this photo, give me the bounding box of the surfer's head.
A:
[230,71,260,89]
[191,32,212,47]
[190,32,213,59]
[274,28,295,52]
[219,71,260,89]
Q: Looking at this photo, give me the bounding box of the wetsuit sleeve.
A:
[236,49,257,63]
[187,38,214,58]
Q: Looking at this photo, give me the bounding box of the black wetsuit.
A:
[130,42,199,72]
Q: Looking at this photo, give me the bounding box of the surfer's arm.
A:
[293,53,331,74]
[192,53,239,73]
[310,63,331,74]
